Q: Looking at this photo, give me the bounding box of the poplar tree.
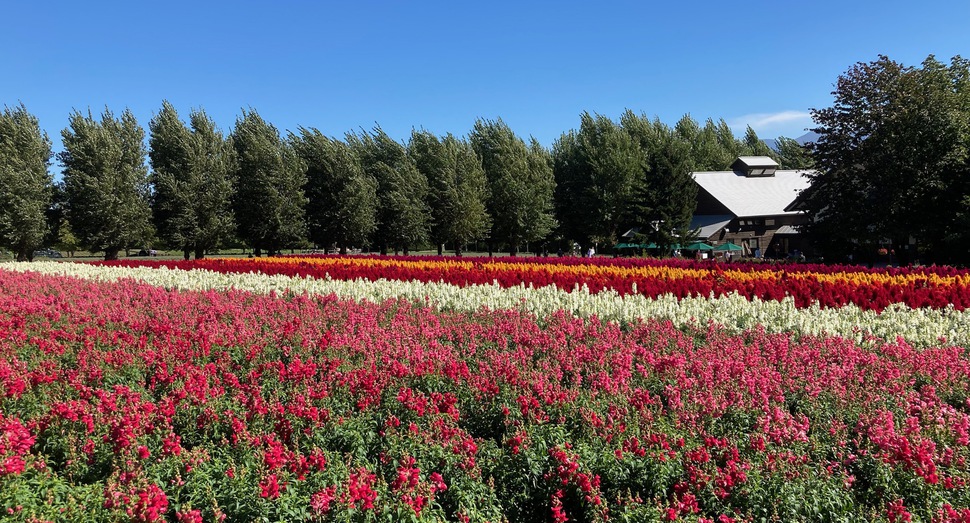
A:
[0,103,53,261]
[409,130,490,255]
[149,101,235,259]
[230,110,307,256]
[469,118,556,255]
[347,128,429,255]
[293,128,377,253]
[553,112,640,248]
[619,111,697,253]
[59,108,153,260]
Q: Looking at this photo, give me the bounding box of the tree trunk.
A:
[487,242,493,257]
[104,248,120,261]
[254,247,262,257]
[194,246,206,260]
[509,245,518,257]
[402,246,409,256]
[183,248,191,260]
[339,245,347,255]
[16,249,28,262]
[437,243,444,256]
[380,244,388,256]
[455,244,463,257]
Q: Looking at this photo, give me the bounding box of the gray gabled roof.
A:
[689,215,733,238]
[692,169,812,218]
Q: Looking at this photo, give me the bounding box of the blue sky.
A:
[2,0,968,166]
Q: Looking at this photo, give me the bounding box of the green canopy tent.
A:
[713,241,743,252]
[682,241,714,251]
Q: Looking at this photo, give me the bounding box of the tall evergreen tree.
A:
[409,130,490,255]
[0,103,53,261]
[149,102,235,259]
[469,118,556,255]
[293,128,378,253]
[59,108,153,260]
[230,110,307,256]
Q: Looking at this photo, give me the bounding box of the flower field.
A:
[1,257,969,522]
[99,255,970,311]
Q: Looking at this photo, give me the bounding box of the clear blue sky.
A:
[2,0,968,167]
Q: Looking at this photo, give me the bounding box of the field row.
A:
[100,255,970,311]
[5,261,970,349]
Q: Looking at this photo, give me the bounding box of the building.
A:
[690,156,812,258]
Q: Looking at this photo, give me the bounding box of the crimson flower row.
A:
[99,256,970,311]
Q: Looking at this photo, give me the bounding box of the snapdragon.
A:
[4,261,966,349]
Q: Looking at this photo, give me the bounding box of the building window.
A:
[765,218,775,226]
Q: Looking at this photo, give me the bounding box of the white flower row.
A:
[3,261,968,349]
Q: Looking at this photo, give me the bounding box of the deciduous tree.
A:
[59,108,153,260]
[230,110,307,256]
[149,101,235,259]
[806,55,970,264]
[409,130,490,255]
[620,111,697,254]
[553,112,640,249]
[347,128,429,255]
[469,118,556,255]
[0,103,52,261]
[293,128,377,253]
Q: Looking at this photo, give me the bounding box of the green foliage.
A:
[293,127,378,252]
[409,130,491,255]
[59,107,153,260]
[469,118,556,254]
[743,126,774,157]
[0,103,53,261]
[55,219,81,257]
[149,101,236,259]
[620,111,698,253]
[775,136,815,170]
[347,128,430,254]
[230,110,308,255]
[553,112,641,247]
[807,54,970,264]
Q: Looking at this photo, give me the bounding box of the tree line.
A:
[15,52,962,265]
[1,102,808,261]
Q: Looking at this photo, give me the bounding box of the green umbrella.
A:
[683,241,714,251]
[713,241,743,252]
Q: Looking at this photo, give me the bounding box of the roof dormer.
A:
[731,156,778,177]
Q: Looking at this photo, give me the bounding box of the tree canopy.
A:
[409,130,491,255]
[470,118,556,255]
[348,128,430,255]
[553,112,641,248]
[59,108,153,260]
[806,55,970,264]
[293,127,378,253]
[149,101,235,259]
[0,103,53,261]
[230,110,307,256]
